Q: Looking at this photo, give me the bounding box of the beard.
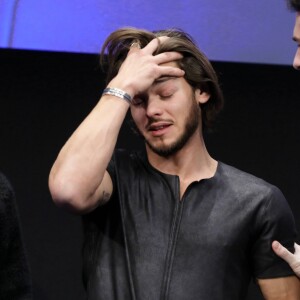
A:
[145,101,201,157]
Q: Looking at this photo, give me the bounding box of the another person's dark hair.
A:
[100,27,224,129]
[287,0,300,11]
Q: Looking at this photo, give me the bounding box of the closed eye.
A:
[160,93,173,100]
[132,96,147,106]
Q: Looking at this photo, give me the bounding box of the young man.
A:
[272,0,300,278]
[49,28,300,299]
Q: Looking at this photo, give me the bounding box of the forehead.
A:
[150,77,179,95]
[152,61,181,87]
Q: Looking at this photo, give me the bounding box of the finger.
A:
[128,40,142,54]
[158,65,185,78]
[143,36,169,54]
[272,241,295,265]
[294,243,300,251]
[130,42,141,49]
[154,51,183,65]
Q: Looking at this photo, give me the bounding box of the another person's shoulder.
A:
[0,171,14,203]
[0,172,17,222]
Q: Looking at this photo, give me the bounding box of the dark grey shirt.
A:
[82,150,297,300]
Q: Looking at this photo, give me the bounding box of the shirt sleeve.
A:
[106,149,131,198]
[251,184,298,279]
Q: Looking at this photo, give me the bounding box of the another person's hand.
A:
[272,241,300,278]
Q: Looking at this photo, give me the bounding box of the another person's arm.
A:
[252,185,300,298]
[49,37,184,214]
[272,241,300,278]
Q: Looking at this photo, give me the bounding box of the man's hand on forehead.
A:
[108,36,185,100]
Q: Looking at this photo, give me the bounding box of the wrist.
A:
[102,87,132,104]
[107,78,136,99]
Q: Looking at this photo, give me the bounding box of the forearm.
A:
[49,95,129,212]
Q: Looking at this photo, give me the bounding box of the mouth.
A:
[147,122,172,136]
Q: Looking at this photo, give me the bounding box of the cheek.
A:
[130,107,144,127]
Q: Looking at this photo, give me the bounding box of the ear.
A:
[194,89,210,104]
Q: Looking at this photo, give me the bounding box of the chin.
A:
[146,139,184,157]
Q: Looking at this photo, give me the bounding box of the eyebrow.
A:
[154,76,177,85]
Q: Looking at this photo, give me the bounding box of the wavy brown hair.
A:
[100,27,224,129]
[287,0,300,11]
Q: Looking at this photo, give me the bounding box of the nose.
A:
[293,48,300,70]
[145,96,163,118]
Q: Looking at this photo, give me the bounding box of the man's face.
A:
[130,62,209,157]
[292,12,300,70]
